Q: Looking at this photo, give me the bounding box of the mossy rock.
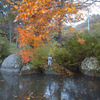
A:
[80,57,100,77]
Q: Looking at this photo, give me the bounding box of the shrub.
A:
[51,47,71,66]
[49,41,72,69]
[49,31,100,70]
[31,45,49,72]
[65,31,100,66]
[0,36,10,61]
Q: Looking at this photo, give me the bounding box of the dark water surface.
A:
[0,73,100,100]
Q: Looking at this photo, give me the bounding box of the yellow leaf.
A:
[13,5,18,9]
[92,43,94,45]
[57,1,59,4]
[77,38,85,45]
[67,8,72,12]
[10,8,13,10]
[12,11,15,13]
[38,10,42,14]
[0,80,5,82]
[14,96,18,98]
[72,7,75,10]
[69,27,74,31]
[43,0,45,3]
[47,0,51,2]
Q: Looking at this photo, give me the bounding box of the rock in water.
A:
[0,54,22,74]
[80,57,100,77]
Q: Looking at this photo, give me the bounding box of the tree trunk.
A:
[16,32,19,48]
[57,0,64,43]
[58,26,62,43]
[9,22,12,43]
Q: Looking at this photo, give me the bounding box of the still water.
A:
[0,73,100,100]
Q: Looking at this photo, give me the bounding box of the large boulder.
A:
[0,54,22,74]
[80,57,100,77]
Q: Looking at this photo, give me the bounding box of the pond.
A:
[0,73,100,100]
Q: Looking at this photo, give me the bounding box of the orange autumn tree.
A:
[7,0,83,63]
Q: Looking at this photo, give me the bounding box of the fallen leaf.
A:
[0,80,5,82]
[14,96,18,98]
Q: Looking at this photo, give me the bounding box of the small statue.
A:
[48,54,52,65]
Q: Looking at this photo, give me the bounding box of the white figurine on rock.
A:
[48,54,52,65]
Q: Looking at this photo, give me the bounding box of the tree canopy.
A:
[6,0,88,63]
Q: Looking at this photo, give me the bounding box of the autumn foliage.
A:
[7,0,82,63]
[77,38,85,45]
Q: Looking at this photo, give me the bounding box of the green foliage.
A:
[50,45,71,66]
[31,45,49,71]
[0,36,10,61]
[25,29,100,73]
[65,32,99,66]
[49,31,100,69]
[66,32,100,66]
[94,40,100,64]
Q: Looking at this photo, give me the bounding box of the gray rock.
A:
[0,54,22,74]
[80,57,100,77]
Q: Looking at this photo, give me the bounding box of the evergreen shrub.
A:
[0,36,10,61]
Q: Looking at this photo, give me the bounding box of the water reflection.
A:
[44,81,59,100]
[62,76,100,100]
[44,75,100,100]
[0,73,100,100]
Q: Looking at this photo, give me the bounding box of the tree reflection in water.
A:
[44,75,100,100]
[44,81,59,100]
[0,73,100,100]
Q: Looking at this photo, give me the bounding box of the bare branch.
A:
[75,0,100,9]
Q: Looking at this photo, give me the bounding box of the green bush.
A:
[0,36,10,61]
[28,31,100,73]
[49,31,100,69]
[31,45,49,72]
[65,32,100,66]
[50,47,71,66]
